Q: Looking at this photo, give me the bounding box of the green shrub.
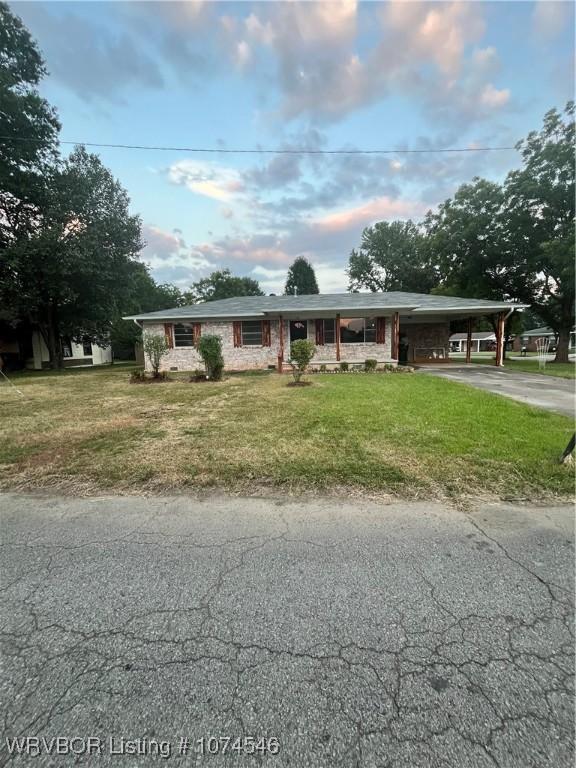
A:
[143,334,169,378]
[130,369,146,383]
[339,361,349,372]
[319,363,327,373]
[197,334,224,381]
[289,339,316,383]
[365,359,377,372]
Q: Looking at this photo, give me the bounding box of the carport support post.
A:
[392,312,399,361]
[495,311,505,367]
[335,314,341,361]
[465,318,473,364]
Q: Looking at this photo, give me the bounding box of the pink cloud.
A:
[196,235,293,265]
[141,225,181,258]
[312,196,427,234]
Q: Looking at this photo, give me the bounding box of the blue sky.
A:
[13,0,575,293]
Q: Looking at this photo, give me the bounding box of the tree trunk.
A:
[554,326,571,364]
[45,305,63,369]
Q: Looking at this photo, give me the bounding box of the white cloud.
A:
[235,40,251,69]
[167,160,244,201]
[479,83,510,109]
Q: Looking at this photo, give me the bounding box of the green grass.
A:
[450,354,576,379]
[0,366,573,500]
[501,359,575,378]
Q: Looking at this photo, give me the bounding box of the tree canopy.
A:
[2,147,143,366]
[504,102,575,362]
[284,256,319,295]
[0,2,60,249]
[346,102,575,363]
[347,220,436,294]
[187,268,263,303]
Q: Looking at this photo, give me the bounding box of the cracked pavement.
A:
[0,493,574,767]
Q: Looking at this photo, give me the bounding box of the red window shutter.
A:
[376,317,386,344]
[164,323,174,349]
[193,323,201,346]
[262,319,271,346]
[315,319,324,345]
[233,321,242,347]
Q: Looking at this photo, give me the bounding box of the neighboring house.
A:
[124,292,523,372]
[512,326,576,353]
[450,331,496,353]
[0,322,112,370]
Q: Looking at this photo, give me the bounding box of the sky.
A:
[12,0,575,294]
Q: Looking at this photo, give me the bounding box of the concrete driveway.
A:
[422,365,575,416]
[1,493,574,767]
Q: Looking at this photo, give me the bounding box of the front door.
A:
[399,335,409,365]
[290,320,308,342]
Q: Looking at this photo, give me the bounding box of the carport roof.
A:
[124,292,525,321]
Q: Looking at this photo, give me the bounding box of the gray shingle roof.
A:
[450,331,496,341]
[522,326,555,337]
[124,292,524,321]
[522,326,575,336]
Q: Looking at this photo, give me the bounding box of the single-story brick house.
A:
[512,326,576,353]
[124,292,523,373]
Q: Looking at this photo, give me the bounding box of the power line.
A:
[0,135,517,155]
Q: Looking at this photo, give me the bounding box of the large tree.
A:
[347,220,437,294]
[284,256,319,295]
[188,268,263,303]
[504,102,575,363]
[424,178,529,353]
[110,262,186,358]
[1,146,142,367]
[0,2,60,251]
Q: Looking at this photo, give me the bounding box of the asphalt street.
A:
[0,493,574,767]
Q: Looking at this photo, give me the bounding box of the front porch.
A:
[277,310,509,372]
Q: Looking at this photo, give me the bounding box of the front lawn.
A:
[0,367,573,500]
[499,359,575,378]
[450,353,576,378]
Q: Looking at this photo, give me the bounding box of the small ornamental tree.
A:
[197,334,224,381]
[289,339,316,383]
[143,333,168,378]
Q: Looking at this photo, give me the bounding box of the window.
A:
[82,341,92,357]
[323,319,335,344]
[241,320,263,346]
[61,338,72,358]
[340,317,377,344]
[174,323,195,347]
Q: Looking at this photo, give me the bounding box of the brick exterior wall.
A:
[401,323,451,362]
[143,318,393,372]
